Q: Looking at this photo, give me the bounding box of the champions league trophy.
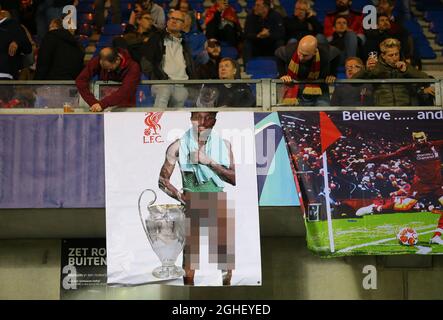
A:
[138,189,186,279]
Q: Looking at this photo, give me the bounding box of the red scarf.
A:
[282,49,322,105]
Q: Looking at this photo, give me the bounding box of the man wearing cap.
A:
[196,39,221,79]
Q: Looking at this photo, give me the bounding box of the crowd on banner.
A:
[0,0,437,109]
[281,115,442,215]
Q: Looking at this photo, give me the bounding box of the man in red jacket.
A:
[323,0,364,40]
[76,47,141,112]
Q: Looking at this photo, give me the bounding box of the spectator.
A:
[0,9,32,80]
[329,16,360,63]
[205,0,242,47]
[19,0,37,36]
[377,0,416,63]
[36,0,75,42]
[95,0,121,34]
[279,35,338,106]
[35,18,84,80]
[396,0,412,21]
[196,39,221,79]
[271,0,288,18]
[331,57,373,106]
[243,0,285,64]
[76,47,141,112]
[175,0,201,33]
[377,0,403,26]
[182,11,206,60]
[275,36,341,77]
[373,0,412,22]
[140,10,195,108]
[127,1,143,31]
[113,11,157,63]
[0,0,21,21]
[18,22,37,80]
[284,0,323,43]
[362,13,410,63]
[323,0,364,41]
[129,0,165,30]
[352,38,433,106]
[196,57,255,107]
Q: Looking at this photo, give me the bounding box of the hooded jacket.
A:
[35,28,85,80]
[76,48,141,108]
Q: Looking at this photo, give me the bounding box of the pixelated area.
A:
[184,192,235,271]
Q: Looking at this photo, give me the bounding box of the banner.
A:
[104,112,261,286]
[254,113,298,206]
[60,239,107,299]
[279,110,443,256]
[0,114,295,208]
[0,115,104,208]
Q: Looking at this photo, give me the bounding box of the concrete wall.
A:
[0,207,442,300]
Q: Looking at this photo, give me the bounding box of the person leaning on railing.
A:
[351,38,434,106]
[75,47,141,112]
[279,35,339,106]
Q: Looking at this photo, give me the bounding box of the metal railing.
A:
[0,78,442,113]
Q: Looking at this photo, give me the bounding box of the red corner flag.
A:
[320,111,342,154]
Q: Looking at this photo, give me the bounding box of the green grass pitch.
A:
[305,212,443,256]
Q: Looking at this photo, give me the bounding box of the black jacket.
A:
[113,26,158,64]
[196,58,220,80]
[35,28,84,80]
[275,41,340,78]
[0,18,32,79]
[139,30,195,80]
[245,9,285,42]
[284,15,323,42]
[196,83,256,108]
[330,83,373,106]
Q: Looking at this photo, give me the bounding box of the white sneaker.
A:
[429,235,443,245]
[356,204,375,217]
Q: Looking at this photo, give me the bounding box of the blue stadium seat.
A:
[336,72,346,80]
[221,46,239,59]
[96,35,114,47]
[418,45,437,59]
[403,19,422,34]
[430,21,443,33]
[185,32,207,59]
[424,10,443,22]
[246,57,278,79]
[136,85,154,107]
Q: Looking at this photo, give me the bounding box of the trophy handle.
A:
[138,189,157,239]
